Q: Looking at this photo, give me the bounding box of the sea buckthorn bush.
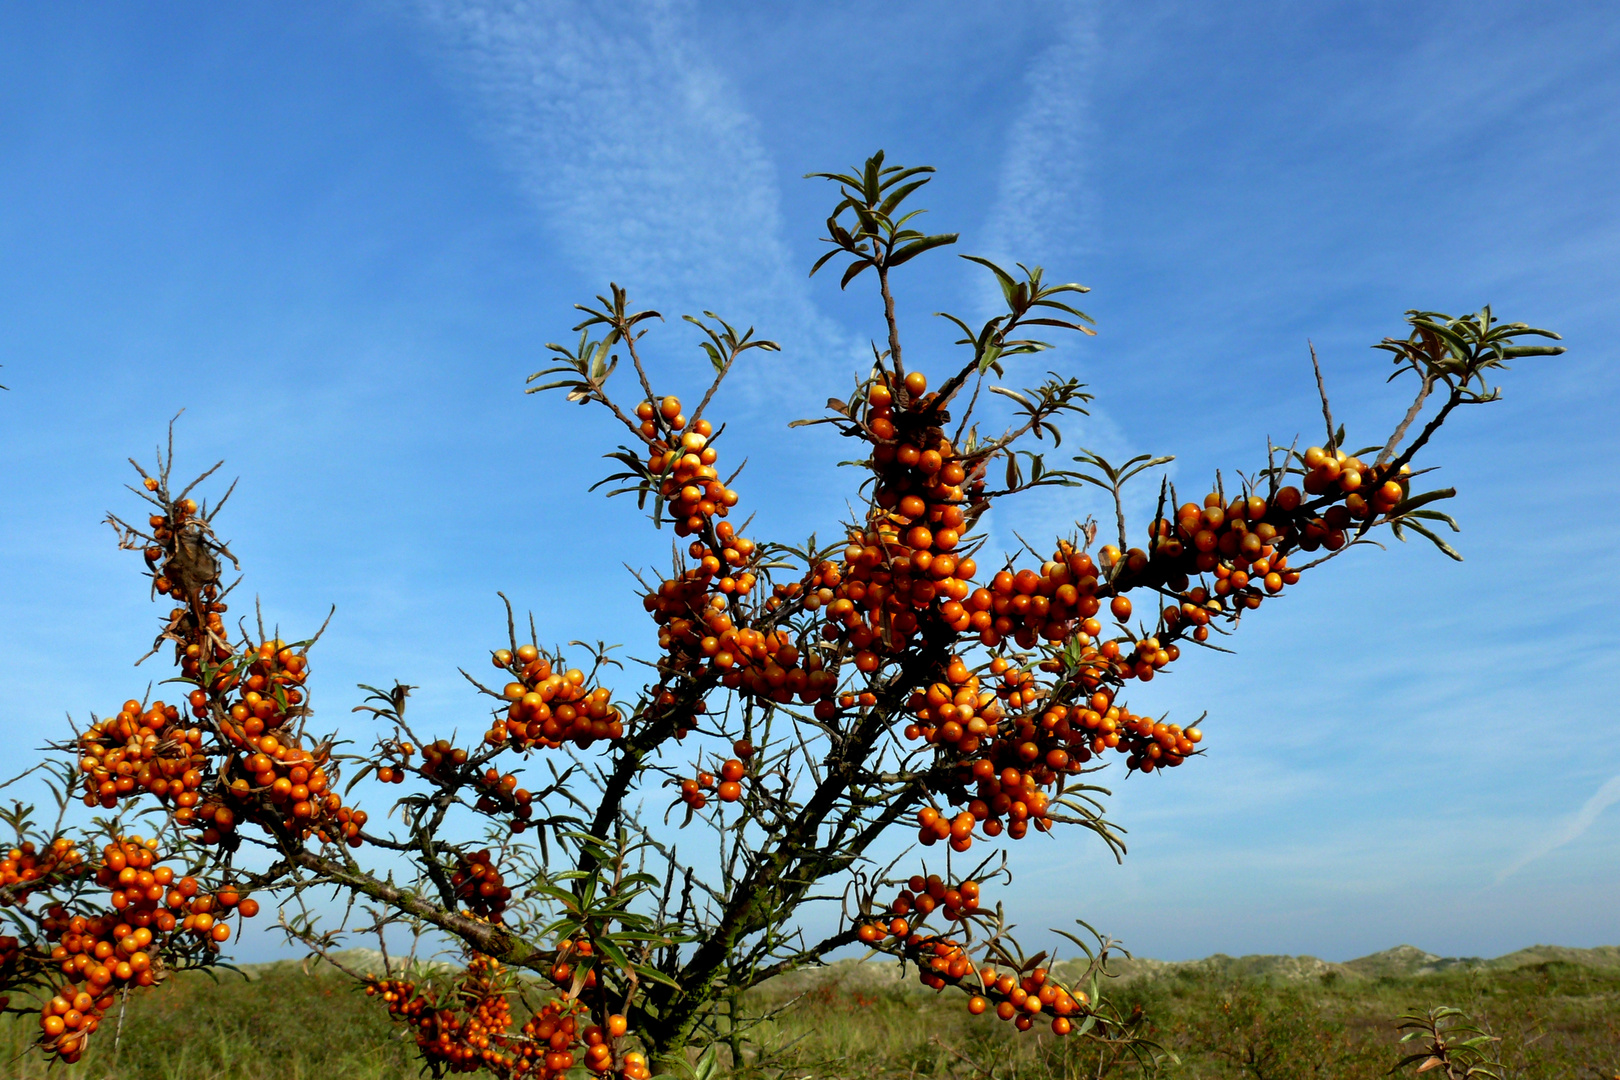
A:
[0,152,1563,1075]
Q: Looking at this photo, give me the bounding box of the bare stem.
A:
[1378,374,1437,468]
[1112,481,1128,554]
[878,266,904,378]
[621,320,660,408]
[1310,340,1336,452]
[1386,387,1466,476]
[688,356,734,431]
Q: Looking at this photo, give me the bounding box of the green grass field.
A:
[3,948,1617,1079]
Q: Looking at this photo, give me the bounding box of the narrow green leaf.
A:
[875,164,934,193]
[1403,519,1464,561]
[988,386,1033,408]
[1411,318,1473,359]
[808,248,842,277]
[862,154,882,203]
[1389,487,1456,515]
[1407,508,1460,531]
[887,233,959,267]
[693,1043,721,1080]
[877,178,931,217]
[851,202,882,238]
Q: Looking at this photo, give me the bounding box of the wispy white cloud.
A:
[980,5,1100,277]
[1496,773,1620,883]
[971,5,1147,550]
[413,0,851,393]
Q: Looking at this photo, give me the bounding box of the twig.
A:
[1309,340,1336,452]
[113,985,131,1065]
[877,266,905,379]
[1378,373,1437,468]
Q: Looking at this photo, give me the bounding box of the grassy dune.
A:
[2,947,1616,1079]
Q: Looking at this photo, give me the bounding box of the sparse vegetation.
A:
[1,950,1615,1079]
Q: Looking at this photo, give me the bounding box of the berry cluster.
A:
[451,850,512,920]
[909,652,1208,850]
[637,402,741,543]
[194,726,358,848]
[226,736,336,834]
[815,372,982,670]
[636,398,848,718]
[526,1001,649,1079]
[367,951,649,1079]
[545,937,599,995]
[904,657,1002,756]
[35,838,259,1062]
[1139,493,1303,617]
[491,645,623,750]
[368,952,525,1075]
[374,737,534,834]
[968,550,1104,650]
[78,699,206,812]
[35,985,116,1064]
[419,738,469,776]
[517,999,585,1077]
[649,576,834,710]
[676,754,750,811]
[855,874,982,942]
[126,638,366,852]
[1110,457,1406,639]
[215,641,309,741]
[1301,445,1409,519]
[966,963,1090,1034]
[126,491,369,855]
[375,742,414,784]
[0,839,84,905]
[473,767,535,833]
[677,772,714,811]
[856,878,1092,1035]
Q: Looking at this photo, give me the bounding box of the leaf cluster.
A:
[807,151,959,289]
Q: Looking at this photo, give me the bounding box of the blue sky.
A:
[1,1,1615,964]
